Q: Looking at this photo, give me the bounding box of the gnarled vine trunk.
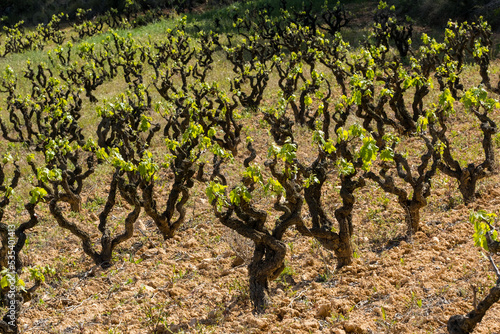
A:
[448,280,500,334]
[248,241,286,312]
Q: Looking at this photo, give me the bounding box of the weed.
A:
[108,329,123,334]
[227,278,249,301]
[375,306,398,331]
[287,241,294,256]
[172,264,188,283]
[405,291,423,309]
[280,262,296,277]
[141,301,171,334]
[309,238,321,253]
[329,312,347,323]
[328,304,355,323]
[83,195,106,212]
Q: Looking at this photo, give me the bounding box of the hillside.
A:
[16,178,500,333]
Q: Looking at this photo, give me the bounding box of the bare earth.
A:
[12,168,500,333]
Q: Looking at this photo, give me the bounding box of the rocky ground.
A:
[10,172,500,333]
